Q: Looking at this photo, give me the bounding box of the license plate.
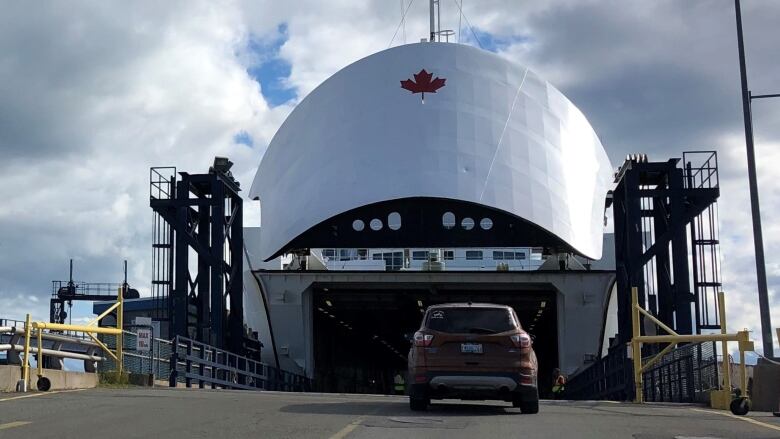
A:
[460,343,483,354]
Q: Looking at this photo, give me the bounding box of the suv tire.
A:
[409,397,429,411]
[520,400,539,414]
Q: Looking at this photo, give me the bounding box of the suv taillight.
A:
[414,331,434,347]
[511,333,531,348]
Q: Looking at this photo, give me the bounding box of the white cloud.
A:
[0,1,287,314]
[715,134,780,355]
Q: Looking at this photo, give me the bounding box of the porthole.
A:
[480,218,493,230]
[388,212,401,230]
[352,219,365,231]
[461,217,475,230]
[370,218,383,231]
[442,212,456,229]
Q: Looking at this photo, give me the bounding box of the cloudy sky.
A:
[1,1,778,357]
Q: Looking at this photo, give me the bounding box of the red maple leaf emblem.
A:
[400,69,446,102]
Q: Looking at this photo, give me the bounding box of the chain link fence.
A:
[99,331,172,381]
[642,341,718,403]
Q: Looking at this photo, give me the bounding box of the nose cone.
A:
[250,42,612,260]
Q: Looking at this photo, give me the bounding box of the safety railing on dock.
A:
[566,341,719,403]
[565,344,633,401]
[641,341,718,403]
[169,336,312,392]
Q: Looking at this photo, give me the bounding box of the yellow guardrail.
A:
[21,287,124,391]
[630,287,754,414]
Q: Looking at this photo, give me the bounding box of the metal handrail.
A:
[150,167,177,200]
[683,151,719,189]
[169,335,312,392]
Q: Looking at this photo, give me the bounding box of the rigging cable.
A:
[388,0,416,48]
[451,0,483,49]
[401,0,407,44]
[457,0,463,43]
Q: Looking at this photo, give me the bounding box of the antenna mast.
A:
[429,0,436,42]
[428,1,454,43]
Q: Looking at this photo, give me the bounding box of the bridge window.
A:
[466,250,483,260]
[388,212,401,230]
[443,250,454,260]
[493,251,527,260]
[480,218,493,230]
[369,218,383,231]
[442,211,456,229]
[372,251,403,271]
[352,219,365,231]
[412,250,430,260]
[461,217,475,230]
[339,249,355,261]
[322,249,336,259]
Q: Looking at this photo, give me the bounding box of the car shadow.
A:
[279,400,516,417]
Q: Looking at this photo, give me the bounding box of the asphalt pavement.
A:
[1,388,779,439]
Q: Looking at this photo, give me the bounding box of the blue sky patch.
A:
[247,23,296,107]
[461,28,529,53]
[233,130,254,147]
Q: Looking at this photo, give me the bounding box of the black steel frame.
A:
[150,166,244,354]
[613,153,721,345]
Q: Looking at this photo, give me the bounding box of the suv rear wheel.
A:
[512,396,539,414]
[409,397,429,411]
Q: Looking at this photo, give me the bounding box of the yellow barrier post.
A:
[36,327,43,379]
[21,314,31,391]
[739,334,747,396]
[631,287,643,403]
[117,286,124,374]
[718,292,731,395]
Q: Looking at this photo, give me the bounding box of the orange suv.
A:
[407,303,539,413]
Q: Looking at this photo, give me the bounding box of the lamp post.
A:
[734,0,775,358]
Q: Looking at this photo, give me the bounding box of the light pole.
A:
[734,0,775,359]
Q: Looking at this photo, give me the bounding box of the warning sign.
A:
[137,328,151,352]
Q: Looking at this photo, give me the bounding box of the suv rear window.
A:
[425,308,516,334]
